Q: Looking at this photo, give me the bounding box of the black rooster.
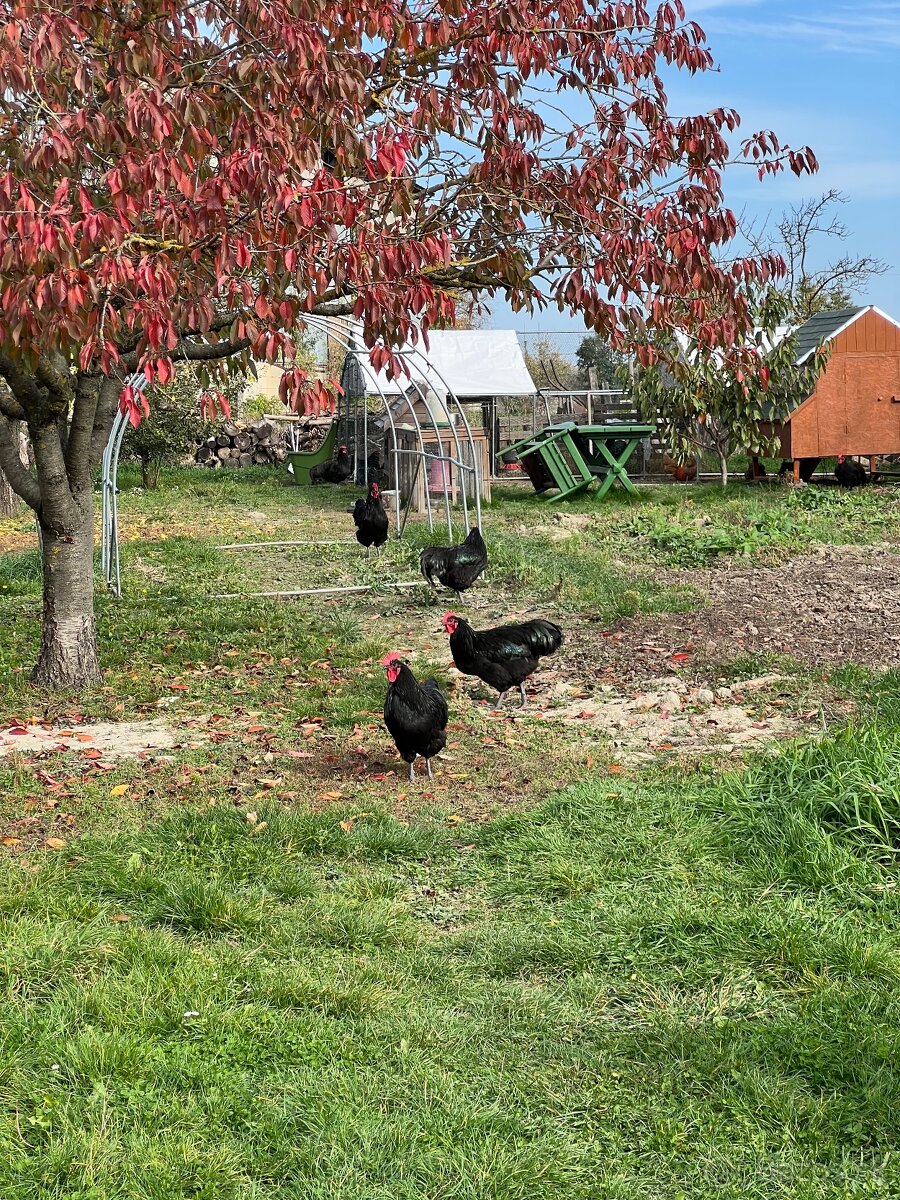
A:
[420,527,487,599]
[382,653,448,781]
[835,455,868,488]
[310,443,352,485]
[353,481,389,552]
[441,612,563,708]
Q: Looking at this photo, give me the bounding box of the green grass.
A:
[2,467,900,1197]
[4,758,900,1198]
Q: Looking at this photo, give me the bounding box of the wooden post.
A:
[793,458,800,484]
[869,455,878,476]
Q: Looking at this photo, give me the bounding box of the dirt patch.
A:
[544,673,810,762]
[0,719,178,761]
[609,544,900,676]
[355,599,820,764]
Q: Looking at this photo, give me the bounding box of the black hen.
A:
[310,443,352,485]
[420,527,487,599]
[441,612,563,708]
[353,482,389,552]
[835,455,868,488]
[382,653,448,781]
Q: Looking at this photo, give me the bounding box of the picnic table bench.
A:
[507,421,656,501]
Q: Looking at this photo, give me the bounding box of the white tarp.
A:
[353,329,536,396]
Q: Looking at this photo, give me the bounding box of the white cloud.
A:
[703,2,900,53]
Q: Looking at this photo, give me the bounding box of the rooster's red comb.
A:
[381,652,402,666]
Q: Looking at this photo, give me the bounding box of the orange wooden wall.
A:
[782,309,900,458]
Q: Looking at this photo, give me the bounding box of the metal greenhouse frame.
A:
[99,318,483,598]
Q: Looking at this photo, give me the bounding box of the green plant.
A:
[632,289,828,487]
[123,371,244,488]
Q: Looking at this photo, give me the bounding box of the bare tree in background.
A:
[0,385,28,519]
[748,190,889,319]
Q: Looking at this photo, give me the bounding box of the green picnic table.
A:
[507,422,655,501]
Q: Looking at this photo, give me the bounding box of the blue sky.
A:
[486,0,900,333]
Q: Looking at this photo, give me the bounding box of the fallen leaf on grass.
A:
[7,727,28,736]
[319,791,343,801]
[1,836,21,846]
[109,785,129,797]
[45,837,67,849]
[446,814,463,824]
[340,812,373,833]
[608,764,623,774]
[82,749,103,760]
[72,733,93,743]
[110,913,131,923]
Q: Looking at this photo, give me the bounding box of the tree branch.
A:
[0,352,50,418]
[66,374,102,486]
[0,387,26,422]
[88,376,125,469]
[0,415,40,510]
[34,355,74,412]
[172,337,252,363]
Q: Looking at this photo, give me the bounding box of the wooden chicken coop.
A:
[393,422,492,512]
[772,306,900,476]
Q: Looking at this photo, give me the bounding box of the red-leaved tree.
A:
[0,0,816,689]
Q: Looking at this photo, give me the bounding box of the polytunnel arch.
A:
[100,319,484,597]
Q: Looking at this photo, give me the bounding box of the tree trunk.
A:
[0,421,26,517]
[32,499,101,689]
[0,466,19,517]
[142,458,162,489]
[717,449,729,488]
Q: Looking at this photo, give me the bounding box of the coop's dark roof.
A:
[792,307,865,364]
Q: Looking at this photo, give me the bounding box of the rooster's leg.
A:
[518,682,527,707]
[408,760,416,782]
[496,691,507,709]
[426,758,433,779]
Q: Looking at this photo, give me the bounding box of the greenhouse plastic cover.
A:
[353,329,537,396]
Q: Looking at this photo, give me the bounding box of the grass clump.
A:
[726,724,900,858]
